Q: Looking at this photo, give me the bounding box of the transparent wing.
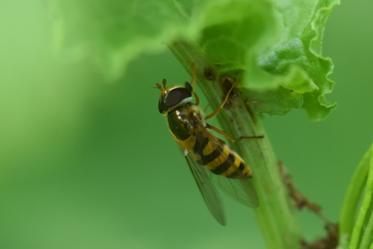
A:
[184,154,226,226]
[209,172,259,208]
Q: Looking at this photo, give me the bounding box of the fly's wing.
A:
[210,173,259,208]
[185,154,226,226]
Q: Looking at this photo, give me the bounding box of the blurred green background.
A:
[0,1,372,249]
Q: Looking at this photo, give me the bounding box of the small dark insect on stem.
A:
[279,161,339,249]
[220,75,237,108]
[202,66,238,109]
[203,66,217,81]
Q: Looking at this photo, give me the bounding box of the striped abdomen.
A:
[179,131,252,179]
[192,132,252,178]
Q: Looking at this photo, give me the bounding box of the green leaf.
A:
[196,0,339,120]
[51,0,339,119]
[49,0,198,80]
[339,144,373,249]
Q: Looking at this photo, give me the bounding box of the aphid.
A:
[156,79,259,225]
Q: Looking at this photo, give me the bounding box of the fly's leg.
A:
[237,135,264,141]
[206,123,235,142]
[205,75,263,141]
[205,83,234,120]
[206,123,264,143]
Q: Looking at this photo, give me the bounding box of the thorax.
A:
[166,104,204,141]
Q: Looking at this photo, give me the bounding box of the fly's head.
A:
[155,79,193,115]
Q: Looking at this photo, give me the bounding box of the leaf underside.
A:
[51,0,339,120]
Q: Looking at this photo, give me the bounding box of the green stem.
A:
[339,148,371,247]
[169,40,301,249]
[346,146,373,249]
[360,207,373,249]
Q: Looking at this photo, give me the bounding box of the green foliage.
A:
[197,0,339,120]
[50,1,341,248]
[50,0,192,78]
[340,145,373,249]
[52,0,338,120]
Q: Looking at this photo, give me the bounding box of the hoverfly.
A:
[156,79,259,225]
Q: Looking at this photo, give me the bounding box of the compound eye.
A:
[165,88,191,108]
[158,98,166,113]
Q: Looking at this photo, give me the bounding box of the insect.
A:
[156,78,259,225]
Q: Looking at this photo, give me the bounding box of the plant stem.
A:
[169,40,301,249]
[339,147,371,247]
[347,146,373,249]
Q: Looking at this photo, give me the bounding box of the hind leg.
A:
[206,123,263,143]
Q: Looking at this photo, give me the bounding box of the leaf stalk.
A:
[169,40,301,249]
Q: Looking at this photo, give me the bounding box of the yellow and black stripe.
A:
[188,131,252,179]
